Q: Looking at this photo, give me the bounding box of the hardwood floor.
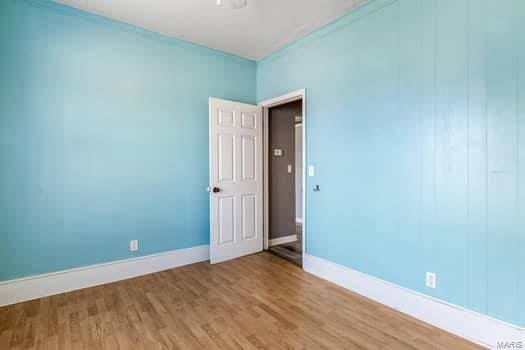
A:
[0,252,483,350]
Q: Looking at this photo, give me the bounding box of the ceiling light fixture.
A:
[216,0,247,10]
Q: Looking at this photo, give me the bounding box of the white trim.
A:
[259,89,306,265]
[258,89,305,108]
[268,234,298,247]
[262,105,270,250]
[303,253,525,349]
[0,245,210,307]
[296,218,303,224]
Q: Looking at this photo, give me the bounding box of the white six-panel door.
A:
[209,98,263,263]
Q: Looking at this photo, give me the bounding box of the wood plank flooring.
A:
[0,252,483,349]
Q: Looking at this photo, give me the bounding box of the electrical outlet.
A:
[426,272,436,289]
[130,240,139,252]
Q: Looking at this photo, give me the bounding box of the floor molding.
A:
[269,234,298,247]
[303,253,525,349]
[0,245,210,307]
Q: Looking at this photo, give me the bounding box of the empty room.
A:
[0,0,524,349]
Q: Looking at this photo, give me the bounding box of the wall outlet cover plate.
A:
[130,240,139,252]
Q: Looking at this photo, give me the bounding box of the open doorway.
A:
[267,101,302,265]
[260,90,305,267]
[208,90,305,265]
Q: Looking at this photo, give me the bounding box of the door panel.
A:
[218,134,235,183]
[241,112,257,129]
[241,136,256,181]
[241,194,256,239]
[218,109,235,127]
[210,98,263,263]
[218,196,235,245]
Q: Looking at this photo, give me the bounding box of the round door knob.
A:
[212,187,220,193]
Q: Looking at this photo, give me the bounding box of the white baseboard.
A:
[303,253,525,349]
[269,234,298,247]
[0,245,210,307]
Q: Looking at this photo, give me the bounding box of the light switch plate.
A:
[130,240,139,252]
[287,165,292,173]
[308,165,315,177]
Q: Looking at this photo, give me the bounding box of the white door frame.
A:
[258,89,306,267]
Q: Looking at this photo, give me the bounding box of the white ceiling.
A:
[55,0,367,60]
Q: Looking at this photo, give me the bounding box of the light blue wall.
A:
[0,0,255,281]
[257,0,525,327]
[2,0,524,330]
